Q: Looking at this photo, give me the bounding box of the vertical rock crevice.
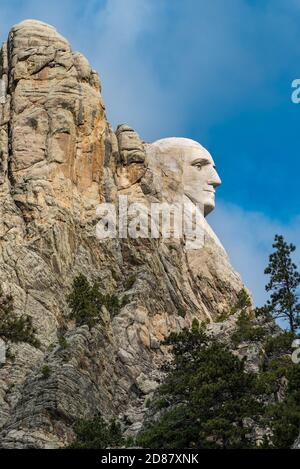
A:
[0,20,250,449]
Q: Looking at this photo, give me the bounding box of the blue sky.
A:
[1,0,300,307]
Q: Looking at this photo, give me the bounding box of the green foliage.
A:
[258,333,293,397]
[124,436,135,448]
[0,287,40,348]
[191,317,200,333]
[215,310,230,323]
[124,274,137,290]
[254,305,273,323]
[264,234,300,333]
[267,365,300,448]
[136,239,300,449]
[216,288,252,323]
[102,293,129,318]
[231,310,266,345]
[139,323,300,449]
[67,275,103,328]
[58,335,69,350]
[67,274,124,327]
[233,288,252,312]
[145,398,151,408]
[41,365,51,379]
[138,325,264,449]
[177,307,186,318]
[263,331,294,359]
[120,294,130,308]
[102,294,120,317]
[215,288,265,345]
[152,397,169,411]
[258,332,300,448]
[68,416,123,449]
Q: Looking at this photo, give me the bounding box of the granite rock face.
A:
[0,20,248,448]
[293,436,300,449]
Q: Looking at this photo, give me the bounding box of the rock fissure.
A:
[0,19,274,449]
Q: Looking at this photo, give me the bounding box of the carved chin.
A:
[204,196,215,217]
[184,191,216,216]
[204,203,215,217]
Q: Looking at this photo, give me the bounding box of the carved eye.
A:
[192,161,210,170]
[195,162,208,170]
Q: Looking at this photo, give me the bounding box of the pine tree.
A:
[138,325,264,449]
[68,415,123,449]
[67,274,122,328]
[0,286,40,347]
[67,274,104,328]
[264,235,300,334]
[259,332,300,448]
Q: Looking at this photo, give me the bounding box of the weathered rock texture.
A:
[0,20,248,448]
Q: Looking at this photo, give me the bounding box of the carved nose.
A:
[210,167,222,188]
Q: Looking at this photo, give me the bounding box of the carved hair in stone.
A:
[145,137,224,250]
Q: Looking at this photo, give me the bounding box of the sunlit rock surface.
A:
[0,20,248,448]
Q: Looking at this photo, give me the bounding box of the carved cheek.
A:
[198,167,209,186]
[204,165,218,185]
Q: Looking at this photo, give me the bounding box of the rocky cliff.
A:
[0,20,254,448]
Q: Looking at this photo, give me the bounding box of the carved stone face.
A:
[181,139,221,216]
[149,137,221,217]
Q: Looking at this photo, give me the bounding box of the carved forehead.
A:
[151,137,214,164]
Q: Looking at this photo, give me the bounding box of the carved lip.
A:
[204,188,215,194]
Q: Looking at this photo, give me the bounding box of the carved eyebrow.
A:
[191,158,211,166]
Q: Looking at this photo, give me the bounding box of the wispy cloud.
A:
[210,202,300,306]
[1,0,300,139]
[1,0,300,306]
[84,0,183,138]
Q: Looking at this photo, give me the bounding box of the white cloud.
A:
[210,201,300,306]
[84,0,183,138]
[1,1,300,306]
[1,0,300,140]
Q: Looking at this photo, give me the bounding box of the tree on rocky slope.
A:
[67,274,105,328]
[137,319,300,449]
[67,274,122,328]
[137,321,264,449]
[264,235,300,333]
[0,286,40,347]
[259,332,300,448]
[68,415,123,449]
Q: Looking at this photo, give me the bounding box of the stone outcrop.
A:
[0,20,252,448]
[293,436,300,449]
[116,124,147,189]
